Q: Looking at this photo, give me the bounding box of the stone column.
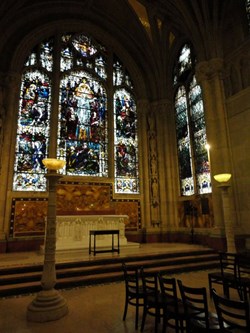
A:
[219,183,236,253]
[214,174,236,253]
[27,160,68,322]
[151,99,179,232]
[196,58,235,233]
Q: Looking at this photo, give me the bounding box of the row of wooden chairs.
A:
[122,262,250,333]
[208,251,250,301]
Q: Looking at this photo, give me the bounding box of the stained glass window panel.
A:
[113,56,133,89]
[114,89,139,193]
[57,71,108,176]
[189,77,211,194]
[25,39,53,71]
[173,44,192,85]
[174,44,211,196]
[175,86,194,195]
[61,34,107,79]
[13,70,51,191]
[14,33,139,195]
[246,0,250,32]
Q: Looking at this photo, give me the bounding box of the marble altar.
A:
[54,215,128,251]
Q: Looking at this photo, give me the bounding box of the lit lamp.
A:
[213,173,236,253]
[27,158,68,322]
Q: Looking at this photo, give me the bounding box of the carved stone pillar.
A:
[27,160,68,322]
[147,105,160,227]
[196,58,235,233]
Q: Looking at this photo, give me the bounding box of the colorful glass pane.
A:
[14,33,139,194]
[113,56,133,89]
[114,88,139,193]
[57,71,108,176]
[173,44,192,85]
[61,34,107,79]
[174,45,210,196]
[61,34,74,72]
[25,39,53,71]
[189,77,211,194]
[246,0,250,32]
[13,70,51,191]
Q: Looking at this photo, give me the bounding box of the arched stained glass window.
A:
[13,33,139,194]
[173,44,211,196]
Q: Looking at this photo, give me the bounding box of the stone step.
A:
[0,249,219,298]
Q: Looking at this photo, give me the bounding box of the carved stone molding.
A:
[196,58,225,82]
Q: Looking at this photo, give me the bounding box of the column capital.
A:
[196,58,225,82]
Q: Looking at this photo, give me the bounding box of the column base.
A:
[27,288,68,322]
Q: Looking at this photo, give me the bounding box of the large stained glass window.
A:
[173,44,211,196]
[13,33,139,194]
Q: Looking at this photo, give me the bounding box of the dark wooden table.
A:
[89,229,120,255]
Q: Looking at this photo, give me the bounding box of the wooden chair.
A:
[122,262,144,329]
[208,252,238,298]
[140,268,164,333]
[177,279,220,333]
[235,254,250,302]
[158,273,186,333]
[212,288,250,332]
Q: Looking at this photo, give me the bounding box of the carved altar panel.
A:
[55,215,128,250]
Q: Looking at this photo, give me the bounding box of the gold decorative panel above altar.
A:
[10,182,140,237]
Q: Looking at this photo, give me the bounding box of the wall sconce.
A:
[42,158,66,171]
[214,173,231,184]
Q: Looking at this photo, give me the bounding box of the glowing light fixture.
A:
[42,158,65,171]
[214,173,232,184]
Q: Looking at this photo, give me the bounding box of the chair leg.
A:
[208,276,212,297]
[162,315,167,333]
[179,319,185,333]
[223,281,230,298]
[140,305,147,332]
[123,298,128,321]
[135,298,139,329]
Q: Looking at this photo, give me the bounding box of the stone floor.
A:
[0,243,240,333]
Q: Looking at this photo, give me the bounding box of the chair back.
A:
[219,252,238,279]
[140,268,163,332]
[158,274,178,308]
[122,262,141,297]
[177,279,210,330]
[159,274,186,333]
[141,268,159,302]
[236,254,250,302]
[212,288,250,332]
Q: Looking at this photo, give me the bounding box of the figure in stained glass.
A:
[13,33,139,194]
